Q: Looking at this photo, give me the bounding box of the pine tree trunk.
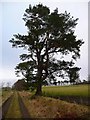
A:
[35,50,43,96]
[35,81,42,96]
[35,65,42,96]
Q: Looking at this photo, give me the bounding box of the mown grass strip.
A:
[5,91,22,118]
[42,85,89,97]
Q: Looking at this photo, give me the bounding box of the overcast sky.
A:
[0,0,88,86]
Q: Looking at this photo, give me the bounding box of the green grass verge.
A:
[5,91,22,118]
[1,90,13,107]
[42,85,89,97]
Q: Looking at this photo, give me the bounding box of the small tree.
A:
[57,81,61,86]
[67,67,80,84]
[15,61,35,90]
[13,79,27,91]
[9,4,84,95]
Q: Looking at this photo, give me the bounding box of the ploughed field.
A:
[0,84,90,119]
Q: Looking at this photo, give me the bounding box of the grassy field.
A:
[42,84,89,97]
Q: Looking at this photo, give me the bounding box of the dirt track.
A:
[1,91,30,119]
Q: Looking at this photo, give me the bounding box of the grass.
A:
[5,91,22,118]
[42,84,89,98]
[19,91,89,119]
[1,90,13,107]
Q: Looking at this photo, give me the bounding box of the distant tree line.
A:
[12,78,90,91]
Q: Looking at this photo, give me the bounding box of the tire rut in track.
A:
[18,93,31,119]
[0,94,14,119]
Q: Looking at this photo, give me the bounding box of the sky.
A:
[0,0,89,86]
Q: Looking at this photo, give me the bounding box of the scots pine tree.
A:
[9,4,84,95]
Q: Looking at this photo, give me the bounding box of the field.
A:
[42,84,89,97]
[1,84,90,119]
